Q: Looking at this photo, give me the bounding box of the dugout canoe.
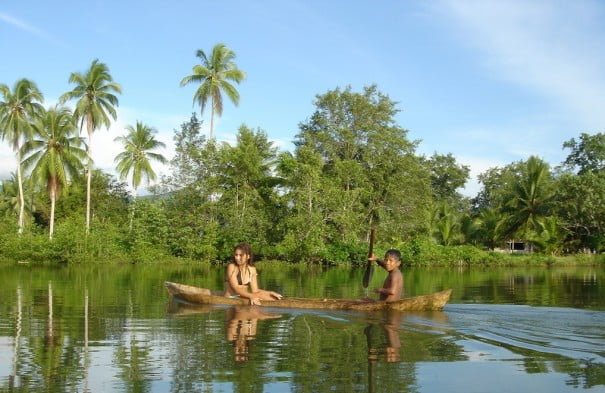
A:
[164,281,452,312]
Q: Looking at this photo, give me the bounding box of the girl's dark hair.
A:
[233,243,255,266]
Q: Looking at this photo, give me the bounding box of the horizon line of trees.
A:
[1,48,604,263]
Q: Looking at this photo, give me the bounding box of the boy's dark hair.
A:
[385,249,401,262]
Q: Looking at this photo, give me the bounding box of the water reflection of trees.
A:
[0,265,603,392]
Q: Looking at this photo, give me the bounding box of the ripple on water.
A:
[443,304,605,362]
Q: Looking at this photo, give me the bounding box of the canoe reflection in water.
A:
[226,307,282,362]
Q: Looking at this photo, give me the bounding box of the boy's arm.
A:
[368,254,386,269]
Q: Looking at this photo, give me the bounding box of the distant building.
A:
[507,240,531,254]
[494,240,532,254]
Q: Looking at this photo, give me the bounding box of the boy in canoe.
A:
[368,249,403,302]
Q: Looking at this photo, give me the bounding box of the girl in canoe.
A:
[225,243,283,305]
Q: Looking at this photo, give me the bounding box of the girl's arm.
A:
[250,268,283,300]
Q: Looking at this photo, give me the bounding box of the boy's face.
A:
[383,255,401,271]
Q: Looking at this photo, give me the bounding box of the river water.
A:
[0,263,603,392]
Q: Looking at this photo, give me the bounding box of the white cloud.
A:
[0,106,178,196]
[0,147,15,180]
[0,11,66,47]
[437,0,605,128]
[457,155,507,197]
[90,107,179,194]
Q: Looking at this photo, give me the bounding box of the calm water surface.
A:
[0,263,603,392]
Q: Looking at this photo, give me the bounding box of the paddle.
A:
[362,228,376,289]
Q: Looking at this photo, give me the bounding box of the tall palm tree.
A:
[180,43,245,140]
[114,121,167,228]
[21,106,87,239]
[502,156,554,242]
[0,78,44,234]
[59,59,122,234]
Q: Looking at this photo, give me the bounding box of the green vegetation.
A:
[1,46,604,265]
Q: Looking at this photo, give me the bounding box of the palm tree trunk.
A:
[210,106,215,140]
[86,118,93,235]
[16,151,25,235]
[49,187,56,240]
[129,191,137,231]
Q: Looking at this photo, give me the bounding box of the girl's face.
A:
[234,249,250,265]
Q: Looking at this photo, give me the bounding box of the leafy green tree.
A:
[472,163,523,212]
[553,171,605,251]
[21,106,87,239]
[562,132,605,174]
[59,59,122,234]
[180,43,245,140]
[159,114,220,259]
[0,78,44,234]
[215,125,280,253]
[292,85,431,254]
[162,113,206,189]
[54,169,129,225]
[114,121,167,229]
[276,147,327,261]
[424,152,470,203]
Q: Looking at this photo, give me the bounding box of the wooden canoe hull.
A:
[164,281,452,311]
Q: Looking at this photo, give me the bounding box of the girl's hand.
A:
[271,291,283,300]
[250,297,261,306]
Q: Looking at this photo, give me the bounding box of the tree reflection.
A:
[8,286,22,390]
[0,264,602,392]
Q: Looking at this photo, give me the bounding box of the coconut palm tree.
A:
[21,106,87,239]
[59,59,122,234]
[502,156,554,244]
[0,173,38,225]
[1,175,21,219]
[0,78,44,234]
[180,43,245,140]
[114,121,167,228]
[431,201,462,246]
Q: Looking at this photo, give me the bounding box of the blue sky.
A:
[1,0,604,196]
